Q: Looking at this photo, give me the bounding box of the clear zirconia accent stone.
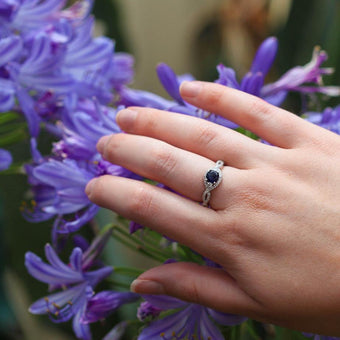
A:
[206,170,219,184]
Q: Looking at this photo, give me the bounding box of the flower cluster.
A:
[0,1,340,340]
[26,231,139,340]
[136,294,247,340]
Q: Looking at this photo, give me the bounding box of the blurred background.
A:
[0,0,339,339]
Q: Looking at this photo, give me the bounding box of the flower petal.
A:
[250,37,278,76]
[25,251,83,285]
[156,63,184,104]
[137,307,189,340]
[142,294,187,310]
[207,308,247,326]
[0,149,12,171]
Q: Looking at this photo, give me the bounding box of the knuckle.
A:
[128,184,155,217]
[236,183,272,212]
[189,280,202,305]
[247,97,273,124]
[149,144,177,179]
[204,86,224,107]
[136,110,158,133]
[194,124,217,147]
[173,264,203,305]
[219,211,246,247]
[102,133,125,160]
[88,176,107,202]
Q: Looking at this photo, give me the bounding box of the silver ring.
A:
[202,160,224,207]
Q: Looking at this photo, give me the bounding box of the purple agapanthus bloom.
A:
[61,16,114,103]
[23,157,99,236]
[54,98,121,160]
[3,0,93,32]
[26,232,138,340]
[0,1,20,23]
[82,290,139,324]
[0,148,12,171]
[119,37,338,125]
[22,97,141,240]
[218,38,339,106]
[305,105,340,135]
[109,52,134,89]
[137,301,162,321]
[261,46,340,101]
[216,37,279,101]
[137,294,247,340]
[0,0,134,144]
[26,242,113,340]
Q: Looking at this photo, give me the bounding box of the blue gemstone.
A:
[206,170,219,183]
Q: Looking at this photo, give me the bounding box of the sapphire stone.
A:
[206,170,219,183]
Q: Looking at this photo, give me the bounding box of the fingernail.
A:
[180,81,202,98]
[85,178,97,197]
[96,135,110,154]
[130,279,165,294]
[116,108,137,130]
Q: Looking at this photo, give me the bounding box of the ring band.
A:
[202,160,224,207]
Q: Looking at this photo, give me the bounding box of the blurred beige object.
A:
[116,0,223,94]
[4,269,74,340]
[219,0,292,74]
[115,0,292,92]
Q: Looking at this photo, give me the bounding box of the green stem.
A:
[113,226,172,260]
[0,163,24,175]
[0,129,27,146]
[113,266,144,277]
[0,112,21,124]
[111,231,165,262]
[244,321,260,340]
[106,279,131,289]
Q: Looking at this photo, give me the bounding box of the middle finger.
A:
[115,107,278,169]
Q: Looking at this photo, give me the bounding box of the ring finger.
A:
[98,133,243,210]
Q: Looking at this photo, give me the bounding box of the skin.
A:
[85,81,340,336]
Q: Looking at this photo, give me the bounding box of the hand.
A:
[85,81,340,336]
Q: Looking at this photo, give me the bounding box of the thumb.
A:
[130,262,262,317]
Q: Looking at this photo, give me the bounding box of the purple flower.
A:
[54,99,121,160]
[0,148,12,171]
[0,0,134,145]
[305,105,340,135]
[118,86,175,110]
[129,221,144,234]
[10,0,66,31]
[26,243,113,339]
[82,290,139,324]
[137,295,247,340]
[109,52,134,89]
[119,37,338,132]
[217,37,278,98]
[137,301,162,321]
[62,16,114,103]
[261,46,340,102]
[217,37,339,106]
[0,1,20,22]
[16,33,74,95]
[118,64,238,129]
[26,236,139,340]
[0,35,22,111]
[23,158,99,235]
[59,0,93,21]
